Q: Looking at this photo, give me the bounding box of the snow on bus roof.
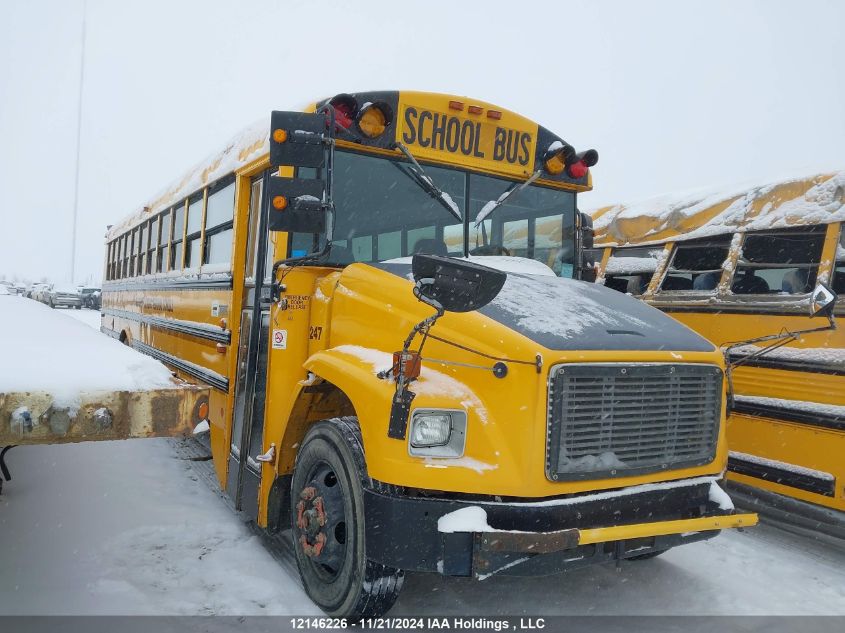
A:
[107,118,271,240]
[590,170,845,247]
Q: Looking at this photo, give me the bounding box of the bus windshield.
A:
[291,149,577,277]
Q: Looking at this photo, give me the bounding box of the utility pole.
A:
[69,0,87,284]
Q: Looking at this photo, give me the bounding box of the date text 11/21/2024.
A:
[289,617,547,630]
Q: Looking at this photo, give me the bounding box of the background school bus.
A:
[590,171,845,524]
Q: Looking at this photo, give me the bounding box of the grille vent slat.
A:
[547,364,722,481]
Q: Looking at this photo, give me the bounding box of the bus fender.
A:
[276,349,394,477]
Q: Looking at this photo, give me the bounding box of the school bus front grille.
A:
[546,364,722,481]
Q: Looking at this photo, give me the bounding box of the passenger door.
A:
[227,172,274,520]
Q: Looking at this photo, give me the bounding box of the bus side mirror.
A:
[411,254,506,313]
[269,110,328,168]
[266,176,327,233]
[811,283,837,319]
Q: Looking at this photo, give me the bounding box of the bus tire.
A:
[291,416,404,618]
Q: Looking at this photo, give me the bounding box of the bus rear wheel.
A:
[291,417,404,618]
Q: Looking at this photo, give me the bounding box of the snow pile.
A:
[0,297,175,407]
[707,481,734,511]
[603,254,663,275]
[557,451,627,473]
[591,170,845,247]
[729,450,834,482]
[730,344,845,367]
[733,394,845,419]
[437,506,494,533]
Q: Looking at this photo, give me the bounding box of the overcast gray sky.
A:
[1,0,843,285]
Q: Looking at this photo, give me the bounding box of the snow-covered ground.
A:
[0,439,317,616]
[59,306,103,330]
[0,438,843,616]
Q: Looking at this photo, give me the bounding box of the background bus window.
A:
[443,224,463,255]
[603,246,663,294]
[158,210,170,272]
[184,195,204,268]
[535,214,567,275]
[203,181,235,266]
[731,227,825,295]
[658,238,730,292]
[833,225,845,295]
[170,203,185,270]
[503,219,528,258]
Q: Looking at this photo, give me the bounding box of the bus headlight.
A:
[408,409,467,457]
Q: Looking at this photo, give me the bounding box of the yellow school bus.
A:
[590,172,844,531]
[102,90,755,617]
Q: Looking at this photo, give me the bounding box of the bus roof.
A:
[107,118,269,240]
[590,170,845,247]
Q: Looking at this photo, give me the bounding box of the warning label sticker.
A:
[272,329,287,350]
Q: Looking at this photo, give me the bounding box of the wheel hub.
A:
[296,486,328,557]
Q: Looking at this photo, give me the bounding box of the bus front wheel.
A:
[291,417,404,618]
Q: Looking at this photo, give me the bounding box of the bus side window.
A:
[158,210,171,273]
[603,246,663,295]
[171,202,186,270]
[184,195,204,268]
[203,181,235,267]
[731,227,825,295]
[833,225,845,295]
[657,238,730,293]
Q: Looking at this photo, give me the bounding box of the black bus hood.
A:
[374,262,714,352]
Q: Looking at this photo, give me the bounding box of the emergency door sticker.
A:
[272,329,288,350]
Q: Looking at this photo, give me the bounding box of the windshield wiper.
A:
[474,169,542,227]
[392,142,463,223]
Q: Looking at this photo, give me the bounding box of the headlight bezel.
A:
[407,408,467,458]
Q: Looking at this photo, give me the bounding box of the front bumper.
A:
[365,476,756,578]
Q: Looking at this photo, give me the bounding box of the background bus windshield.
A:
[291,150,576,276]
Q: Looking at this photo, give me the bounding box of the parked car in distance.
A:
[30,283,50,302]
[15,283,26,295]
[79,287,101,309]
[0,281,17,295]
[46,284,82,309]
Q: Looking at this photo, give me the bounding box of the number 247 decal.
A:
[308,326,323,341]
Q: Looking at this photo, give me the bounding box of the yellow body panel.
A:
[727,414,845,510]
